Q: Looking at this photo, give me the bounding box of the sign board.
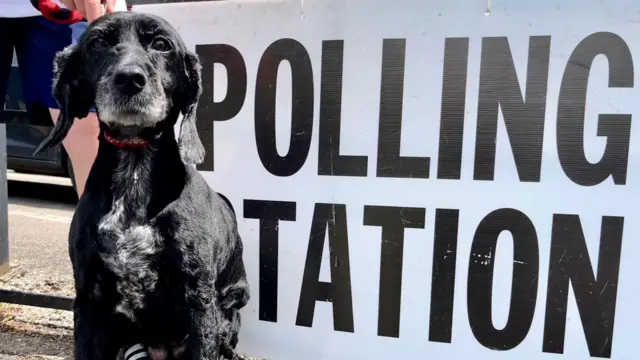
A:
[137,0,639,358]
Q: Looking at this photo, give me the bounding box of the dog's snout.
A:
[113,67,147,96]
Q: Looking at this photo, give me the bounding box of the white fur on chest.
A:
[98,197,162,319]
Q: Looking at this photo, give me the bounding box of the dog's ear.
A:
[34,44,92,155]
[177,50,205,166]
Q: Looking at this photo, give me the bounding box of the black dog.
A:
[35,11,250,360]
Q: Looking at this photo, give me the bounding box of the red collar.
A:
[103,131,149,148]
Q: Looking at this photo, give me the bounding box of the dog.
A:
[34,11,250,360]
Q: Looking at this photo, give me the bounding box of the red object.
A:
[30,0,85,24]
[103,131,150,148]
[30,0,133,25]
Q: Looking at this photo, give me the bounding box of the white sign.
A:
[138,0,639,358]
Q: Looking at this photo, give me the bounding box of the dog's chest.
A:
[97,197,163,319]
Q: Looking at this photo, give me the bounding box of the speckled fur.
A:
[35,12,249,360]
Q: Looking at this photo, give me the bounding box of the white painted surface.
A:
[137,0,640,359]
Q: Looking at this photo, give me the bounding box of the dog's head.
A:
[36,11,204,165]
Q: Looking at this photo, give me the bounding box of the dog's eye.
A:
[90,37,109,49]
[151,37,172,52]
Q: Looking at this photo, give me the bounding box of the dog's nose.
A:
[113,67,147,96]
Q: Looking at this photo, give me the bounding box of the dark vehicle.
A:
[2,55,76,191]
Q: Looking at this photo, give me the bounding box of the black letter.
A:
[196,44,247,171]
[474,36,551,182]
[318,40,368,177]
[557,32,632,186]
[296,203,354,332]
[437,38,469,180]
[244,199,297,322]
[429,209,460,343]
[255,39,314,177]
[467,208,539,350]
[376,39,430,179]
[543,215,624,358]
[363,205,426,337]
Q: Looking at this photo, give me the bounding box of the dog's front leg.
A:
[217,276,250,358]
[216,239,250,359]
[186,305,220,360]
[74,305,120,360]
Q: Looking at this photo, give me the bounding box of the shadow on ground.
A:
[8,179,77,210]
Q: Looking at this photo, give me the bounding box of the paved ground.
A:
[0,171,77,360]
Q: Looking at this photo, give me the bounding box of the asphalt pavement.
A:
[5,170,77,297]
[0,171,77,360]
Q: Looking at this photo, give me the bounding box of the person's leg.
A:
[0,19,17,111]
[15,17,98,198]
[48,112,100,198]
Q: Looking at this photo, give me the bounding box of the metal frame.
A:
[0,289,72,310]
